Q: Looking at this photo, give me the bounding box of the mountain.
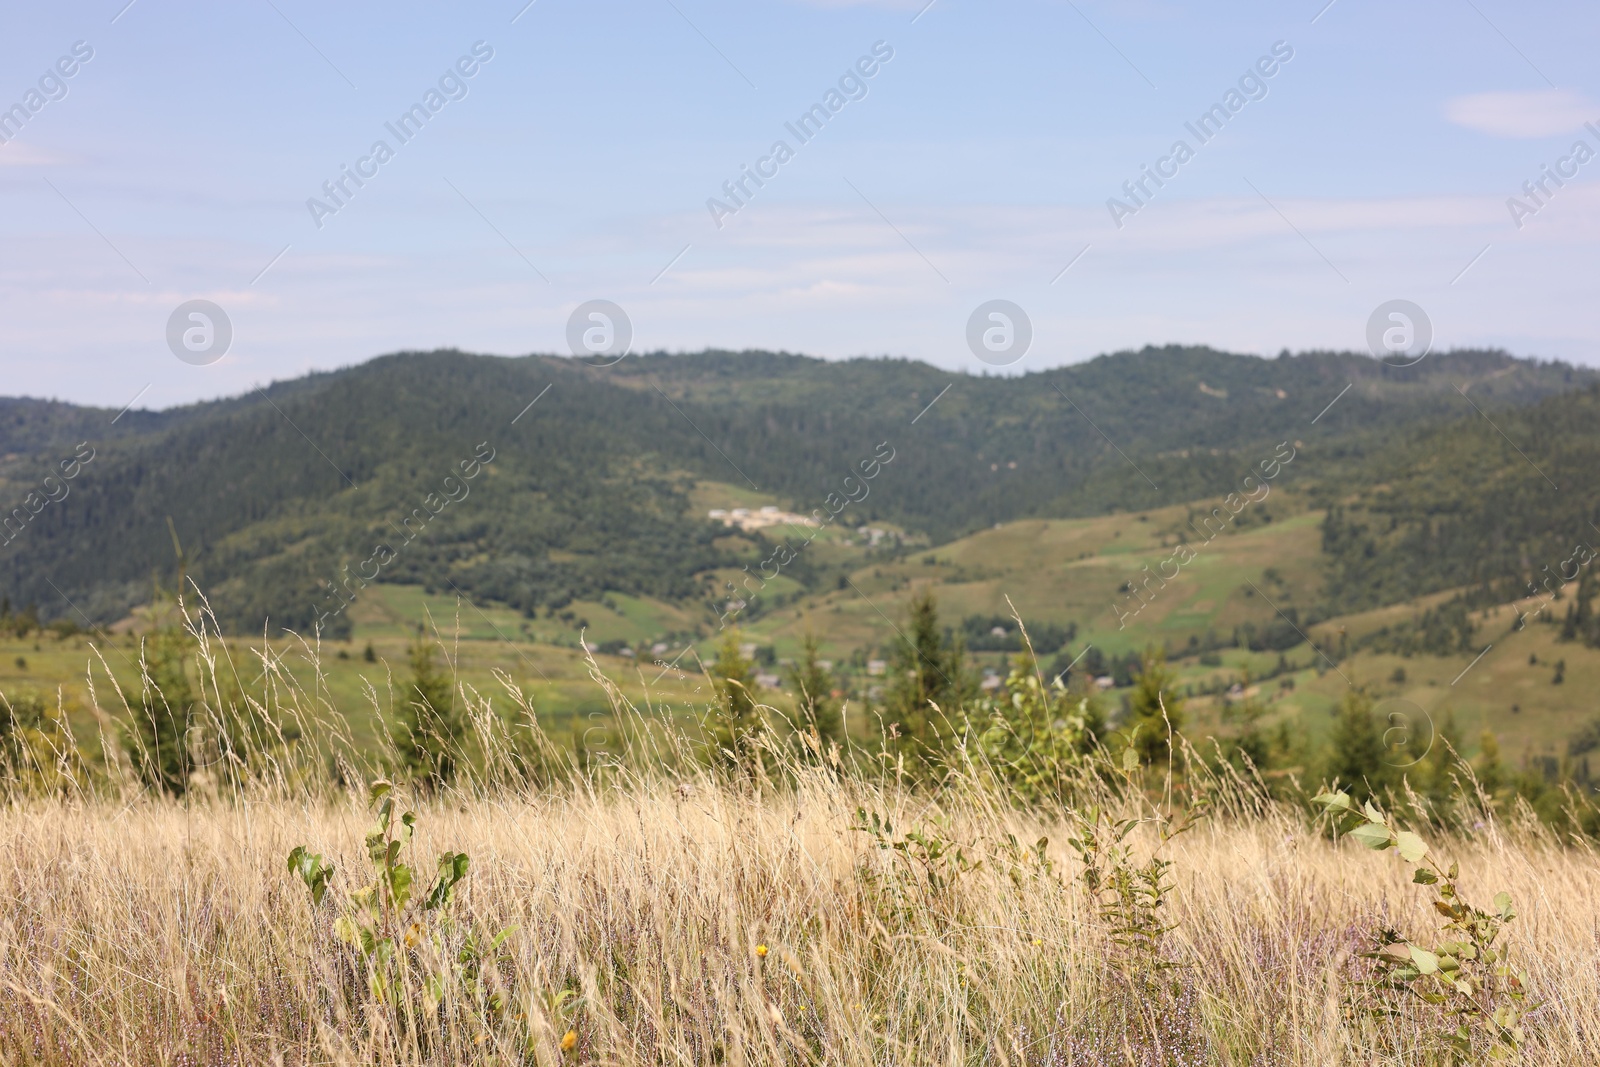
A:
[1312,382,1600,614]
[0,345,1589,636]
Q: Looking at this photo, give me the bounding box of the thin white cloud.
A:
[1446,89,1598,139]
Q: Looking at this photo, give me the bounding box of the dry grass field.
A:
[1,599,1595,1066]
[3,758,1598,1066]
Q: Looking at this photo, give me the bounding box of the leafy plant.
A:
[287,845,334,905]
[995,831,1054,889]
[852,808,979,933]
[1065,805,1184,993]
[1314,791,1536,1062]
[0,690,83,796]
[287,780,505,1015]
[853,807,978,894]
[974,654,1102,805]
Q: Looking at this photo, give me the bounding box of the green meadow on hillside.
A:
[7,487,1593,775]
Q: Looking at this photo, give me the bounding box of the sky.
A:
[3,0,1599,409]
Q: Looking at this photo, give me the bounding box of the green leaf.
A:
[425,852,470,910]
[1361,799,1386,824]
[1348,822,1394,851]
[367,779,393,805]
[1312,791,1352,812]
[1494,891,1516,921]
[389,863,414,908]
[1412,868,1438,884]
[1394,830,1428,864]
[1121,746,1139,773]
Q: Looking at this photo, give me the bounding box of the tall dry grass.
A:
[2,763,1598,1065]
[2,603,1598,1064]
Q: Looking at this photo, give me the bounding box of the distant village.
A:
[707,505,815,531]
[708,505,894,546]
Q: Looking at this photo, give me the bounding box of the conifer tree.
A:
[1325,690,1393,801]
[791,633,843,751]
[1125,648,1185,765]
[129,626,195,797]
[400,630,462,789]
[1475,729,1505,797]
[709,629,762,763]
[885,590,971,756]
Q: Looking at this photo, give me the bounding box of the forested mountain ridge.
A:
[1312,382,1600,614]
[0,345,1590,635]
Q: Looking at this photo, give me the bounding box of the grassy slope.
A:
[729,491,1594,763]
[0,585,713,760]
[8,484,1592,765]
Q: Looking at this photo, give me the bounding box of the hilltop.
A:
[1,344,1586,636]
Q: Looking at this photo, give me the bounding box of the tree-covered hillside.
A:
[0,345,1589,635]
[1312,383,1600,614]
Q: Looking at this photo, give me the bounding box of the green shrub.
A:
[973,655,1102,806]
[288,780,512,1020]
[1315,791,1535,1062]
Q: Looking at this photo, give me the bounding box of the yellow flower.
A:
[755,944,769,958]
[561,1029,578,1052]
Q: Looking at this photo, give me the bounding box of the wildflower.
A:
[755,944,768,958]
[561,1029,578,1052]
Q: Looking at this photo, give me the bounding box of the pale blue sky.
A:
[3,0,1598,407]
